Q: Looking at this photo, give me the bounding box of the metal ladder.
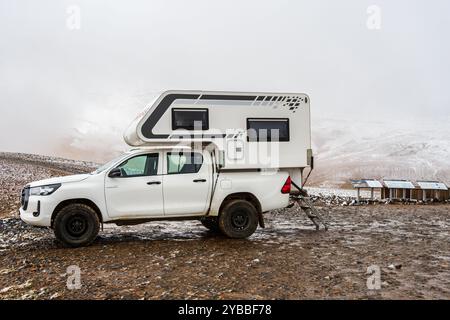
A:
[288,191,329,231]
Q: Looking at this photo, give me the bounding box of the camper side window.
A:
[247,118,290,142]
[172,108,209,130]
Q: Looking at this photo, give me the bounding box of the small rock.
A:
[49,292,61,299]
[0,286,12,293]
[388,263,402,270]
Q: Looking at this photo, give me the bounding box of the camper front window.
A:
[172,108,209,130]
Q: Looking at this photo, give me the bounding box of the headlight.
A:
[29,183,61,196]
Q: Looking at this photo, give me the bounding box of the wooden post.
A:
[357,188,360,203]
[371,188,374,200]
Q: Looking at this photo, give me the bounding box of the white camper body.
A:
[124,90,313,187]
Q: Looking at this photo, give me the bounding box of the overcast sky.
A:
[1,0,449,161]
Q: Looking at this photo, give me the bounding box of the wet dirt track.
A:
[1,153,450,299]
[1,205,450,300]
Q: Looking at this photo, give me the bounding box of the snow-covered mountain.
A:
[308,116,450,188]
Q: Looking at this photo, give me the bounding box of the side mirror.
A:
[108,167,122,178]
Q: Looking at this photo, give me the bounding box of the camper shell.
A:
[124,90,313,188]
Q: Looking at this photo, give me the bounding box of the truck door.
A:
[105,153,164,218]
[163,151,211,216]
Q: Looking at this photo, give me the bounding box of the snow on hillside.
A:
[308,116,450,188]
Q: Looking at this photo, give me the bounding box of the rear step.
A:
[289,182,329,231]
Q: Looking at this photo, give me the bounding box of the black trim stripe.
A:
[170,134,227,139]
[140,92,304,140]
[141,93,258,140]
[200,94,257,101]
[219,168,262,173]
[141,94,199,139]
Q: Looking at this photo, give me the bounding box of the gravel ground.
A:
[0,152,449,300]
[0,152,96,218]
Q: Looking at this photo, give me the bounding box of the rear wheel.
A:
[53,204,100,248]
[200,216,220,233]
[218,200,258,239]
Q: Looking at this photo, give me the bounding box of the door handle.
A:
[193,179,207,183]
[147,181,161,185]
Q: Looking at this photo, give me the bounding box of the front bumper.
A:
[19,196,56,227]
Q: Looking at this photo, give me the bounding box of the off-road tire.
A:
[218,200,258,239]
[200,216,221,233]
[53,203,100,248]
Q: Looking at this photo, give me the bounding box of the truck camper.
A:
[20,90,318,247]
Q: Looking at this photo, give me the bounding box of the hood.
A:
[28,174,90,187]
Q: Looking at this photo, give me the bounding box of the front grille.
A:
[21,186,30,210]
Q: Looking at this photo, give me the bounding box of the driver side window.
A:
[117,154,158,177]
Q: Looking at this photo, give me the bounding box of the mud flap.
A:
[258,212,265,228]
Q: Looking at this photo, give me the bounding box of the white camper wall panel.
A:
[124,90,312,170]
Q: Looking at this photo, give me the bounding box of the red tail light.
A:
[281,176,291,194]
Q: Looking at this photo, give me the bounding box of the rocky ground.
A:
[0,152,97,217]
[0,152,449,299]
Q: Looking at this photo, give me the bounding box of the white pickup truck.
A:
[20,146,291,247]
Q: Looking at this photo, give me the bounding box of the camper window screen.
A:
[172,108,209,130]
[247,118,290,142]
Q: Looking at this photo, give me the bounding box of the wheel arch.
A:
[219,192,264,228]
[51,198,103,228]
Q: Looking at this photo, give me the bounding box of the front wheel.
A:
[53,204,100,247]
[218,200,258,239]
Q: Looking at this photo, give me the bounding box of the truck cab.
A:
[20,146,291,247]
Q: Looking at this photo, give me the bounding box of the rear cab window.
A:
[167,152,203,174]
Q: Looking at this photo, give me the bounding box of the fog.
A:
[1,0,449,162]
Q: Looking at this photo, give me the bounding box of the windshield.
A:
[91,153,128,174]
